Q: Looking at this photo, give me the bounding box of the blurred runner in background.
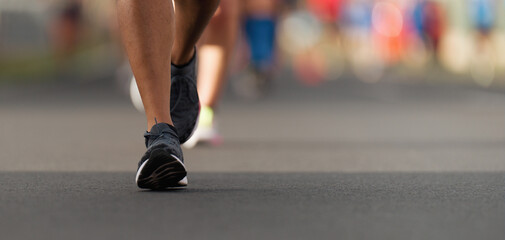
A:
[412,0,445,54]
[49,0,83,64]
[185,0,281,148]
[183,0,241,148]
[468,0,497,87]
[186,0,282,148]
[233,0,280,97]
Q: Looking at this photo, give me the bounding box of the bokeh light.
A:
[438,30,473,74]
[277,10,322,55]
[372,1,403,38]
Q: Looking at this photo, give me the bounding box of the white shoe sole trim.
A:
[135,154,188,186]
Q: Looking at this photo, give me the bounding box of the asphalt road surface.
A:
[0,77,504,240]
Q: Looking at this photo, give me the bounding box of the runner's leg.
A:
[117,0,175,129]
[172,0,221,66]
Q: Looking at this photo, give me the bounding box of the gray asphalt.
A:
[1,172,503,240]
[0,77,504,239]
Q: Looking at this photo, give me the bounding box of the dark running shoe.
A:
[171,49,200,144]
[136,123,187,189]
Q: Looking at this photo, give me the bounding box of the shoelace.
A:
[144,119,179,148]
[144,130,179,148]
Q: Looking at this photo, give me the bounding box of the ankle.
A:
[172,47,195,66]
[147,117,174,131]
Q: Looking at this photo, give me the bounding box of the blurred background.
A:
[1,0,505,89]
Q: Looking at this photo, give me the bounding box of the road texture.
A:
[0,77,504,239]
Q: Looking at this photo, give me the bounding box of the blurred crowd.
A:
[0,0,504,88]
[281,0,505,87]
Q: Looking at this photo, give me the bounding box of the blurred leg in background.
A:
[468,0,496,87]
[232,0,279,99]
[183,0,241,148]
[49,0,83,71]
[244,0,278,72]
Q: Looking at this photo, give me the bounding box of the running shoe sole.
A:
[136,149,188,190]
